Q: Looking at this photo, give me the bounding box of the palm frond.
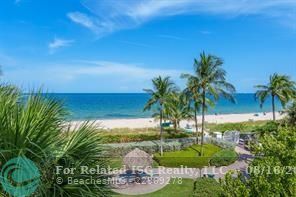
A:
[0,85,110,196]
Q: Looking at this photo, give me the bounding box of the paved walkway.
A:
[112,146,252,195]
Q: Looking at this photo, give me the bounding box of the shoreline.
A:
[70,112,284,129]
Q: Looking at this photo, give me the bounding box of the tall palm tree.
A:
[165,92,193,133]
[181,74,203,143]
[143,76,176,156]
[255,73,296,121]
[182,52,236,155]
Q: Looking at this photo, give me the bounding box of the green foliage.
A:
[210,149,238,167]
[154,144,221,168]
[182,52,236,155]
[143,76,177,111]
[220,171,250,197]
[284,101,296,127]
[256,121,279,137]
[164,92,194,132]
[221,126,296,196]
[193,178,223,197]
[143,76,177,155]
[0,85,109,196]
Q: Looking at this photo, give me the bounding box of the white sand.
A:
[71,112,284,129]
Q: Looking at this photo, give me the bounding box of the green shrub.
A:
[192,178,223,197]
[210,149,238,167]
[284,102,296,127]
[255,121,279,136]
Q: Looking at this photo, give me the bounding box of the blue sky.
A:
[0,0,296,93]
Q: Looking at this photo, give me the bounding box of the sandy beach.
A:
[71,112,284,129]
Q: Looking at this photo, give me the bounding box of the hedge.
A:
[210,149,238,167]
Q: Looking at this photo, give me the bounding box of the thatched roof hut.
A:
[123,148,152,170]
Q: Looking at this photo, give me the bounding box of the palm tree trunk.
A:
[272,95,276,121]
[194,107,199,144]
[174,120,177,133]
[201,90,206,156]
[160,104,164,156]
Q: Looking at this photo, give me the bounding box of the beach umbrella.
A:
[123,148,153,170]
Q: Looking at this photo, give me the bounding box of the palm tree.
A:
[181,74,203,143]
[165,92,193,133]
[182,52,236,155]
[143,76,176,156]
[255,73,296,121]
[0,85,110,196]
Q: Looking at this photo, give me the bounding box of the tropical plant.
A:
[284,101,296,127]
[193,178,223,197]
[256,121,279,137]
[182,52,236,155]
[181,73,202,142]
[255,73,296,121]
[0,85,110,196]
[221,126,296,196]
[165,92,193,133]
[143,76,176,156]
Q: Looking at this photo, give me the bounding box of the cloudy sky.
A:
[0,0,296,92]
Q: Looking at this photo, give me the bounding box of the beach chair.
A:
[161,122,171,127]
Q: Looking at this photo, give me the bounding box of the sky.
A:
[0,0,296,93]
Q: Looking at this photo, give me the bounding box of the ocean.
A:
[45,93,282,120]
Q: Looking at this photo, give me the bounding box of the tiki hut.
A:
[123,148,152,170]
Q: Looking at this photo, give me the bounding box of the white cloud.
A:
[53,60,183,80]
[4,60,187,92]
[67,12,96,29]
[48,38,74,53]
[67,0,296,36]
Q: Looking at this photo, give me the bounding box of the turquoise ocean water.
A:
[45,93,282,120]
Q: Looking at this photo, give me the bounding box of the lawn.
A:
[154,144,221,168]
[113,178,195,197]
